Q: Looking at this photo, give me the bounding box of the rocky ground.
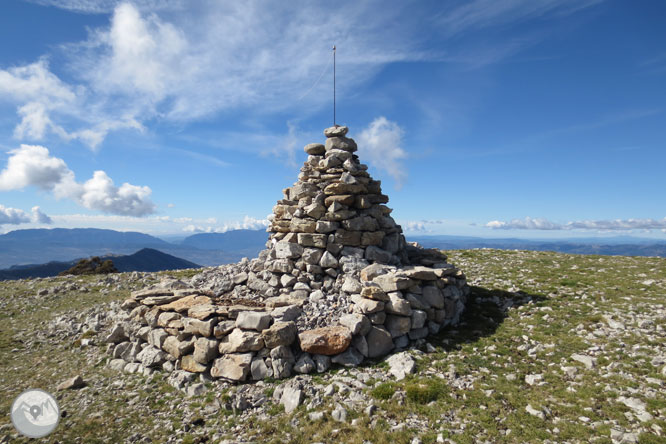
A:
[0,249,664,444]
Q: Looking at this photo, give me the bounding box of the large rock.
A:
[218,328,264,353]
[319,251,339,268]
[302,248,324,265]
[299,326,352,355]
[411,310,428,329]
[188,304,217,320]
[211,353,254,381]
[290,218,316,233]
[385,315,412,338]
[338,313,371,336]
[422,286,444,309]
[360,263,388,281]
[271,305,302,322]
[341,277,362,293]
[385,292,412,316]
[325,136,357,152]
[162,336,193,359]
[366,326,394,358]
[236,311,271,331]
[360,285,389,301]
[304,143,325,155]
[262,321,297,348]
[271,345,295,378]
[57,375,85,391]
[251,358,272,380]
[137,346,167,368]
[280,387,304,413]
[183,317,217,337]
[193,337,218,364]
[298,233,327,248]
[214,320,236,338]
[324,125,348,137]
[157,312,182,327]
[293,354,315,374]
[386,352,416,380]
[402,266,438,280]
[275,241,304,259]
[105,324,128,344]
[351,294,385,314]
[331,347,364,367]
[148,329,168,348]
[181,355,208,373]
[365,246,392,263]
[373,274,413,292]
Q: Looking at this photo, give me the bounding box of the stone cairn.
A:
[110,125,470,382]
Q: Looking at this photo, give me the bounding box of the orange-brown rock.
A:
[298,326,352,355]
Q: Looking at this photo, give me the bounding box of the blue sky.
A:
[0,0,664,239]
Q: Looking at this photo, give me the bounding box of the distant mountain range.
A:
[0,228,664,279]
[0,248,200,281]
[409,235,666,258]
[0,228,268,269]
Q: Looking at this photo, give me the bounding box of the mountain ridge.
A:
[0,248,200,281]
[1,228,665,272]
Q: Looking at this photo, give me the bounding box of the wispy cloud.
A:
[639,52,666,75]
[0,144,155,216]
[486,216,666,231]
[436,0,604,37]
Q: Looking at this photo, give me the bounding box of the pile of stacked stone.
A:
[109,126,469,382]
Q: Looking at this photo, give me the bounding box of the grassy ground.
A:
[0,250,664,443]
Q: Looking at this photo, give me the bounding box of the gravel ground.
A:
[0,249,663,444]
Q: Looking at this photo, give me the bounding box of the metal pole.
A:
[333,45,336,126]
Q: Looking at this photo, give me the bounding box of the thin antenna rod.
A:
[333,45,336,126]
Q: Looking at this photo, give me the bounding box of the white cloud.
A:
[77,170,155,216]
[486,217,562,230]
[0,144,73,191]
[182,216,270,233]
[356,117,407,188]
[404,221,428,232]
[31,206,53,224]
[486,216,666,231]
[0,205,31,225]
[0,204,52,225]
[0,144,155,216]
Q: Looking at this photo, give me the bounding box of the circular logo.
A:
[10,389,60,438]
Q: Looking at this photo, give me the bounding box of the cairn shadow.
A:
[429,285,547,352]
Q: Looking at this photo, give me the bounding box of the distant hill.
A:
[0,248,200,281]
[112,248,199,272]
